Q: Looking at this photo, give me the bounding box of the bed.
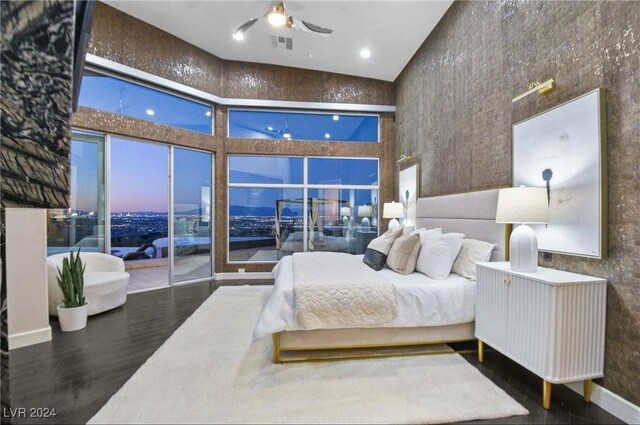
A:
[253,189,509,362]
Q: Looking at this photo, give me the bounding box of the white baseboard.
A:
[565,381,640,424]
[9,326,52,350]
[214,272,274,281]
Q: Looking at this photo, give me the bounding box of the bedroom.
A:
[1,0,638,424]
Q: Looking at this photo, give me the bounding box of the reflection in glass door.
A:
[172,148,214,283]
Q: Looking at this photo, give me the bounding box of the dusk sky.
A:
[110,138,212,213]
[111,138,169,213]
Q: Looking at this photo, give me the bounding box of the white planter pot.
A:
[57,303,88,332]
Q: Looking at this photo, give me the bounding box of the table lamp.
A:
[383,202,404,231]
[358,205,373,229]
[496,186,549,272]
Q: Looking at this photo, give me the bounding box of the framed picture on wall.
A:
[512,88,607,258]
[398,163,420,227]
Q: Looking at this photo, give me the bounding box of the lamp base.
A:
[388,218,401,231]
[509,224,538,272]
[361,217,370,229]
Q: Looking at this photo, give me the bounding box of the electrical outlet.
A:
[238,268,245,273]
[543,252,553,262]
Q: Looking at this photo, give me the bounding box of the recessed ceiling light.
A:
[267,126,274,131]
[360,48,371,59]
[307,53,313,59]
[205,111,211,117]
[283,133,292,139]
[232,31,244,41]
[324,133,331,139]
[332,115,340,121]
[146,109,155,116]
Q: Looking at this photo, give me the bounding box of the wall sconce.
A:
[512,79,555,102]
[397,154,412,164]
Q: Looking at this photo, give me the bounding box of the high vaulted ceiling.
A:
[102,1,453,82]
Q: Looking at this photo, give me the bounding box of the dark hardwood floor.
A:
[456,344,623,424]
[8,281,622,425]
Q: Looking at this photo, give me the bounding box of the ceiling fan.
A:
[233,1,334,41]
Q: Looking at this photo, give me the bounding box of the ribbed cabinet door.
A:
[475,266,508,352]
[506,276,551,377]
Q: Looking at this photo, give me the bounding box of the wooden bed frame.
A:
[272,188,510,363]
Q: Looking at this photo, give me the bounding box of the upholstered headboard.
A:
[416,189,509,261]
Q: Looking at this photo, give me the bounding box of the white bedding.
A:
[252,254,476,340]
[293,252,398,329]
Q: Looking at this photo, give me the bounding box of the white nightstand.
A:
[475,261,607,409]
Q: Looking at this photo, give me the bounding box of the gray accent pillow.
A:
[363,228,403,271]
[386,233,422,275]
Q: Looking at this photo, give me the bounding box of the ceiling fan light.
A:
[267,3,287,27]
[268,12,286,27]
[232,31,244,41]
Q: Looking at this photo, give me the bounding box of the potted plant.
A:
[56,249,88,332]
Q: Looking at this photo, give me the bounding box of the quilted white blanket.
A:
[292,252,398,329]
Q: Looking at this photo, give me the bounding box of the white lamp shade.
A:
[339,207,352,217]
[383,202,404,219]
[357,205,373,217]
[496,187,549,224]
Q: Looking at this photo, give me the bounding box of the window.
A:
[229,187,305,262]
[228,156,303,185]
[79,70,213,134]
[228,110,379,142]
[308,158,379,186]
[228,155,379,262]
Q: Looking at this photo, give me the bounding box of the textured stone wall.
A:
[395,1,639,404]
[1,0,75,416]
[77,3,396,274]
[1,0,74,208]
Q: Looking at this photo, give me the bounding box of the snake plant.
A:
[56,249,86,308]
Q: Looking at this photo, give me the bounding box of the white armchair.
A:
[47,252,129,316]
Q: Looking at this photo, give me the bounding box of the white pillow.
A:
[413,227,442,243]
[416,232,465,280]
[452,239,496,280]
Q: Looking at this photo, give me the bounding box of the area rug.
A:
[89,286,528,424]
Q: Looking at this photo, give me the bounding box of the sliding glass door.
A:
[110,137,170,290]
[48,132,215,290]
[172,147,213,283]
[47,131,105,255]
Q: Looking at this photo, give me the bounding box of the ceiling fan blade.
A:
[300,19,333,35]
[235,17,259,34]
